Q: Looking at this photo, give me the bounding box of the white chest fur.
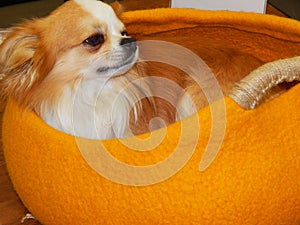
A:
[41,75,151,140]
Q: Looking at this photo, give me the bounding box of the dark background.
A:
[268,0,300,20]
[0,0,38,7]
[0,0,64,27]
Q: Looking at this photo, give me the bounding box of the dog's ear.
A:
[0,20,41,108]
[110,1,125,15]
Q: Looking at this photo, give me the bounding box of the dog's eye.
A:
[83,34,105,47]
[121,31,128,37]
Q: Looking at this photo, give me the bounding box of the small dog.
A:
[0,0,262,139]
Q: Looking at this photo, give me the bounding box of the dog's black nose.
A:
[120,37,136,45]
[120,37,137,51]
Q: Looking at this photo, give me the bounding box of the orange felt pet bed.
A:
[2,9,300,225]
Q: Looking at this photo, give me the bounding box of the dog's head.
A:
[0,0,137,108]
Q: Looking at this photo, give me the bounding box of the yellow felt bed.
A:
[2,9,300,225]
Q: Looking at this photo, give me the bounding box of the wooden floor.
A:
[0,1,288,225]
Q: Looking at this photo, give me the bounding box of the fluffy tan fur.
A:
[128,38,262,135]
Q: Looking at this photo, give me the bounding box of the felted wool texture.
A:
[2,9,300,225]
[121,9,300,63]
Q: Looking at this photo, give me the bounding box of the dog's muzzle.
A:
[96,37,138,74]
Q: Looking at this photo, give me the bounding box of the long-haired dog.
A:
[0,0,262,139]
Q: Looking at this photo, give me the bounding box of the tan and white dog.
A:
[0,0,262,139]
